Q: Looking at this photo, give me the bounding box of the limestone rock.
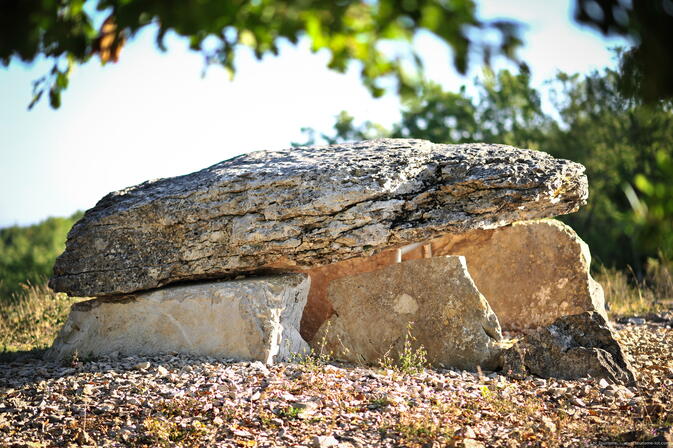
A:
[50,139,588,297]
[424,219,607,329]
[312,435,339,448]
[313,256,503,370]
[299,252,397,341]
[46,274,310,364]
[501,312,637,385]
[299,219,605,340]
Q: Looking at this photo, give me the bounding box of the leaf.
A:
[9,0,524,108]
[635,174,654,195]
[479,385,491,398]
[48,88,61,109]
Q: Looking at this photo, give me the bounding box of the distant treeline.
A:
[0,212,82,301]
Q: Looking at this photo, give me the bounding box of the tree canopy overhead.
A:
[2,1,672,108]
[0,0,523,108]
[574,0,673,103]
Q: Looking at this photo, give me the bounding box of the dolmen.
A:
[47,139,635,383]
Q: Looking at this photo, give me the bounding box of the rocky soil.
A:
[1,314,672,448]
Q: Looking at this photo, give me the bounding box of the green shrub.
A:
[0,211,82,302]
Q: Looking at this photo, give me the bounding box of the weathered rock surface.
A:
[50,139,588,297]
[47,274,310,364]
[423,219,607,329]
[501,312,637,385]
[313,256,503,370]
[299,219,605,340]
[299,251,398,341]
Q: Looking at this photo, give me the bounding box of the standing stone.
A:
[313,256,503,370]
[50,139,588,297]
[501,312,637,385]
[299,219,605,340]
[425,219,607,329]
[46,274,310,364]
[299,252,397,341]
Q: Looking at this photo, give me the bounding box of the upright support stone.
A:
[313,256,503,371]
[46,274,310,364]
[300,219,606,339]
[426,219,607,329]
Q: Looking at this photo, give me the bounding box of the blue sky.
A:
[0,0,626,228]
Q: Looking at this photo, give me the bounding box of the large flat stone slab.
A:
[46,274,310,364]
[50,139,587,297]
[300,219,605,339]
[313,256,503,370]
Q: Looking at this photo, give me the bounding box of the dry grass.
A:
[596,255,672,317]
[0,283,82,353]
[645,253,673,301]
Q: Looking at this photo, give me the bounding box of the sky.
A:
[0,0,627,228]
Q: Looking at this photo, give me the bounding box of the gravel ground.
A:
[1,314,672,448]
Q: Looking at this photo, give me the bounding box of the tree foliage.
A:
[0,212,82,301]
[296,68,550,147]
[542,68,673,271]
[0,0,523,109]
[3,0,673,108]
[626,151,673,262]
[299,55,673,271]
[574,0,673,103]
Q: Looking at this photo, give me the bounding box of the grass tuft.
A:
[0,282,82,354]
[595,257,672,317]
[290,321,334,370]
[378,322,428,375]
